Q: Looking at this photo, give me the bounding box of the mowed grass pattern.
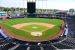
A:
[0,18,62,39]
[21,24,48,32]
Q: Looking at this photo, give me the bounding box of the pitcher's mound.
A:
[31,32,42,36]
[32,26,38,29]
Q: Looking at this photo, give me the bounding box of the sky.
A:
[0,0,75,10]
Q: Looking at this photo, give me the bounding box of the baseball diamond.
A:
[0,18,64,42]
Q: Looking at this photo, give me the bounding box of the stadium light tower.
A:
[27,0,36,17]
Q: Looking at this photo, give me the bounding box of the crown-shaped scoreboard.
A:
[27,0,36,2]
[27,0,36,13]
[27,0,36,17]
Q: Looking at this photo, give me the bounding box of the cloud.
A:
[0,0,27,8]
[0,0,75,10]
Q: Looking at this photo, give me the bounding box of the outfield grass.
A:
[0,18,62,39]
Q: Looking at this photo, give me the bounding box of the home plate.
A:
[31,32,42,36]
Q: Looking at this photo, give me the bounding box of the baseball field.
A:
[0,18,64,42]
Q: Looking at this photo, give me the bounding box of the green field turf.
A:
[0,18,63,39]
[21,24,48,32]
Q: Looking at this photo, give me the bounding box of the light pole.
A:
[23,0,25,14]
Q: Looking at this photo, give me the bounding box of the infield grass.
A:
[21,24,48,32]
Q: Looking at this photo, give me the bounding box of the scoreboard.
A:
[27,0,36,13]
